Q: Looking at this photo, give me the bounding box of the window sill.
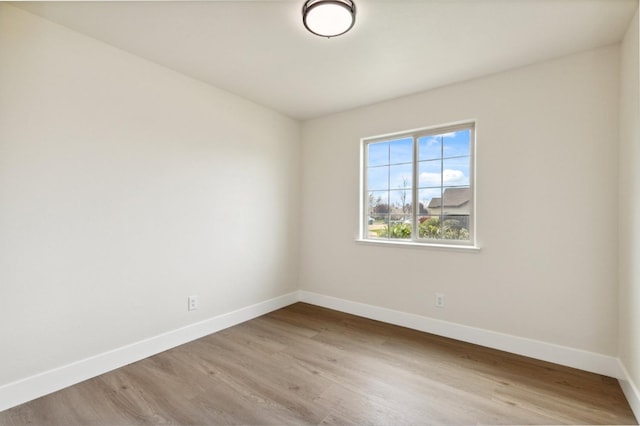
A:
[355,238,481,252]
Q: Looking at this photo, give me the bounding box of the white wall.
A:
[300,46,620,356]
[1,0,637,412]
[619,6,640,414]
[0,4,300,386]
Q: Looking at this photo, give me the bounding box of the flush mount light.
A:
[302,0,356,38]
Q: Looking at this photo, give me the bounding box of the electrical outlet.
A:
[188,295,198,311]
[435,293,445,308]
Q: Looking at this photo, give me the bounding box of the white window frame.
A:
[359,121,477,248]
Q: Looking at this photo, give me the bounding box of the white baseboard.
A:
[0,291,299,413]
[299,291,623,379]
[1,290,632,415]
[618,360,640,422]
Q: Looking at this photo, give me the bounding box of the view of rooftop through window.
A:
[364,124,474,244]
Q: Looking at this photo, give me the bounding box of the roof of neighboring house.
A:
[427,187,471,209]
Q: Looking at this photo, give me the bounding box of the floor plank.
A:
[0,303,636,425]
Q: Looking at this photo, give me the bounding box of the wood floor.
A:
[0,303,637,425]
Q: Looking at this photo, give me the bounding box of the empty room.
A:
[1,0,639,424]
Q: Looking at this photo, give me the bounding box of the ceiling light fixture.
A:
[302,0,356,38]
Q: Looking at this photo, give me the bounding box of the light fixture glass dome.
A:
[302,0,356,38]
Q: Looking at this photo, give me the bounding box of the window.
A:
[361,122,475,246]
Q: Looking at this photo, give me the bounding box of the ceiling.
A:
[13,0,639,120]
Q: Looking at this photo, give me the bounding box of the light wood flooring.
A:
[0,303,637,425]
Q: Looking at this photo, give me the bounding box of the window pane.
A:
[367,213,390,239]
[367,191,389,239]
[389,220,412,239]
[390,191,412,218]
[388,220,412,239]
[418,160,441,188]
[368,190,390,218]
[418,185,442,239]
[389,138,413,164]
[441,187,471,216]
[389,163,412,189]
[418,216,441,239]
[442,157,470,187]
[367,166,388,191]
[368,142,389,167]
[442,215,470,240]
[419,188,442,218]
[443,130,470,158]
[418,135,441,161]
